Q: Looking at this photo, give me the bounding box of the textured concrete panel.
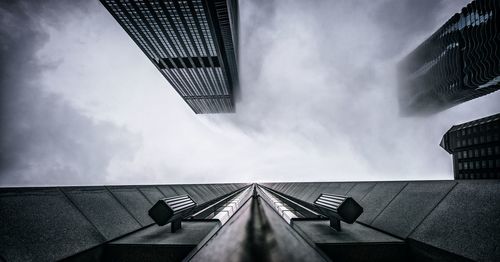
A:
[272,183,320,203]
[293,219,404,244]
[345,182,376,202]
[138,186,165,204]
[182,185,208,204]
[157,185,178,197]
[111,221,219,245]
[357,182,408,224]
[371,181,456,238]
[169,185,188,195]
[293,219,407,262]
[318,182,355,196]
[302,183,332,202]
[107,187,154,226]
[297,182,321,202]
[64,187,141,240]
[196,185,216,200]
[104,221,219,262]
[409,181,500,261]
[205,184,221,197]
[0,188,105,262]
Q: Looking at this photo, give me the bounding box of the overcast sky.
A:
[1,0,499,186]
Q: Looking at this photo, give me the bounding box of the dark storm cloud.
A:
[0,1,139,186]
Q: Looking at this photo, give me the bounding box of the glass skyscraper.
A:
[100,0,239,113]
[398,0,499,115]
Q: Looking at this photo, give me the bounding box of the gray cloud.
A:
[0,1,140,186]
[1,0,498,186]
[225,0,499,180]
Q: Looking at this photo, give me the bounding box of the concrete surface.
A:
[293,219,407,262]
[63,187,141,240]
[107,186,155,226]
[0,184,246,262]
[0,188,104,262]
[357,182,408,224]
[266,180,500,261]
[409,180,500,261]
[137,186,166,204]
[110,220,219,245]
[371,181,456,238]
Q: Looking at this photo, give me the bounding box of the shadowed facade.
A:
[1,181,499,261]
[440,113,500,179]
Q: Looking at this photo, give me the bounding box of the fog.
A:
[1,0,499,186]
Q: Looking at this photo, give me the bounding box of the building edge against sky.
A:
[100,0,239,114]
[398,0,500,116]
[440,112,500,179]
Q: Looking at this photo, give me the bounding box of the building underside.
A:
[1,180,499,261]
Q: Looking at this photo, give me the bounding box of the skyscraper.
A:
[398,0,499,115]
[440,113,500,179]
[100,0,239,114]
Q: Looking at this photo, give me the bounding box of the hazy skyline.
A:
[1,0,499,186]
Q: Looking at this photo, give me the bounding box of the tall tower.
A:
[398,0,499,115]
[440,113,500,179]
[101,0,239,114]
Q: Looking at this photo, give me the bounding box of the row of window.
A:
[454,132,500,147]
[186,97,233,113]
[163,67,228,96]
[456,172,500,179]
[116,3,203,95]
[440,10,493,38]
[456,146,500,159]
[455,122,499,136]
[457,159,500,170]
[106,0,230,97]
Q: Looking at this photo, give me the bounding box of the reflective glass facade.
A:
[398,0,500,115]
[440,113,500,179]
[101,0,239,113]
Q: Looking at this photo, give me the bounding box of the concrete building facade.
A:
[1,181,499,261]
[440,113,500,179]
